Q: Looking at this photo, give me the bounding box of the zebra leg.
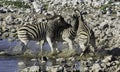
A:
[79,43,86,57]
[19,40,29,53]
[46,36,54,53]
[90,37,96,52]
[79,40,87,57]
[37,40,45,54]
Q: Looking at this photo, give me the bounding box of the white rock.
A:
[32,1,43,13]
[47,65,63,72]
[11,28,16,33]
[0,7,7,13]
[92,1,102,7]
[25,8,31,13]
[18,61,26,69]
[106,62,111,66]
[0,51,5,55]
[44,11,55,16]
[5,14,15,25]
[117,11,120,17]
[99,21,108,29]
[29,65,40,72]
[101,63,107,69]
[56,58,65,63]
[106,8,112,16]
[102,55,112,63]
[14,18,23,25]
[68,57,75,61]
[22,0,31,3]
[20,67,29,72]
[92,63,101,72]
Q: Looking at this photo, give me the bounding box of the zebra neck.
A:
[72,18,79,32]
[78,15,90,31]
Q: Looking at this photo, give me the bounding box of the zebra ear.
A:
[73,9,80,17]
[72,11,77,17]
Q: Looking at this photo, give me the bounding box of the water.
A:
[0,56,19,72]
[0,39,82,72]
[0,39,72,55]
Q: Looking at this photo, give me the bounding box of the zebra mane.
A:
[79,11,86,24]
[79,11,92,29]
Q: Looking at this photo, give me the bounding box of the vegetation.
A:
[43,3,49,10]
[0,0,30,8]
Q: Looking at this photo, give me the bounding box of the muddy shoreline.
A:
[0,0,120,72]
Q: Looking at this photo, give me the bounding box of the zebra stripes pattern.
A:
[17,20,47,53]
[74,10,96,56]
[17,15,72,53]
[44,10,79,51]
[18,10,96,55]
[60,13,79,50]
[43,13,79,52]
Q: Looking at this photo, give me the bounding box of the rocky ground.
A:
[0,0,120,72]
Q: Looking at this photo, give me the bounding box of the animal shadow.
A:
[107,47,120,56]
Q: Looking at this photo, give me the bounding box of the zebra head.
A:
[65,11,79,32]
[73,9,85,23]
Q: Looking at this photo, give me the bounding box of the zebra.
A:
[74,10,96,56]
[17,15,72,53]
[51,12,79,51]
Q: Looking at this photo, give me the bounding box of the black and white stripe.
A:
[18,15,70,53]
[60,14,79,50]
[17,21,48,52]
[74,11,96,56]
[45,11,79,51]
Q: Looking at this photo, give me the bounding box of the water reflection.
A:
[0,56,19,72]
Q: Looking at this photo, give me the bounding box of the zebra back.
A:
[47,15,72,40]
[17,22,48,42]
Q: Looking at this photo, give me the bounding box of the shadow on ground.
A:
[107,47,120,56]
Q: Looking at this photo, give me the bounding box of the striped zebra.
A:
[74,10,96,56]
[52,12,79,50]
[17,15,71,53]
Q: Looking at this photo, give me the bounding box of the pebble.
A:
[92,63,101,72]
[1,32,9,38]
[0,7,7,13]
[47,65,63,72]
[0,0,120,72]
[11,28,16,33]
[102,55,112,63]
[5,14,15,25]
[101,63,107,69]
[29,65,40,72]
[18,61,26,69]
[117,11,120,17]
[32,1,43,13]
[14,18,23,24]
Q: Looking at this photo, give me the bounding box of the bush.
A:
[0,0,30,8]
